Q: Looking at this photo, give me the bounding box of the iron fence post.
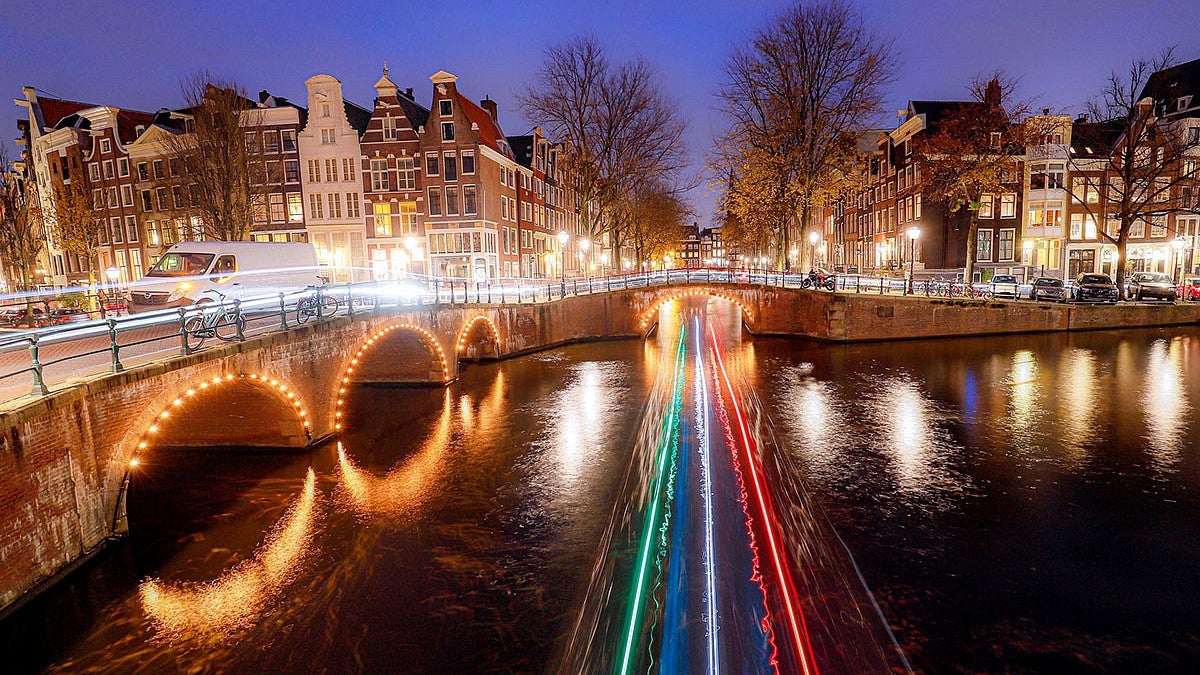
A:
[279,292,289,330]
[178,308,191,356]
[28,336,48,396]
[233,299,245,341]
[108,318,124,372]
[348,283,355,318]
[316,286,325,320]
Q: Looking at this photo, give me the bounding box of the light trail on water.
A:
[695,316,721,675]
[616,324,687,675]
[709,325,820,675]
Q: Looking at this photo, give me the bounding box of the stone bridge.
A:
[3,281,1200,610]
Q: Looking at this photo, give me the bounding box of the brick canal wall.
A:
[1,284,1198,612]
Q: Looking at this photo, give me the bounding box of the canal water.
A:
[3,297,1200,673]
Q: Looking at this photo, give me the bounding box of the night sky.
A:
[2,0,1196,225]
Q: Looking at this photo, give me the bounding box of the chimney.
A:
[1042,107,1050,116]
[984,78,1002,107]
[480,96,498,122]
[1075,113,1089,124]
[404,87,413,99]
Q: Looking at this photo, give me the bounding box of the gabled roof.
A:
[1070,119,1124,159]
[507,134,534,168]
[1139,57,1200,116]
[344,99,373,136]
[396,93,430,131]
[909,100,989,135]
[37,97,96,130]
[457,93,512,159]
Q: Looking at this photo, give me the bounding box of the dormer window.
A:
[1179,96,1192,112]
[439,99,453,117]
[989,132,1002,148]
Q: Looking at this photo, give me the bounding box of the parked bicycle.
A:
[296,286,341,324]
[183,289,245,351]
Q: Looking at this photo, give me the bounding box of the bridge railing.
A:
[0,268,982,403]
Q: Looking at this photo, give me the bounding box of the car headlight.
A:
[167,281,192,302]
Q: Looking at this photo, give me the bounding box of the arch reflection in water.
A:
[337,389,455,520]
[139,469,320,640]
[1143,338,1190,467]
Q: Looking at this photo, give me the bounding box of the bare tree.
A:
[520,36,690,257]
[913,72,1053,282]
[157,72,269,241]
[54,169,104,293]
[0,146,45,291]
[624,181,691,269]
[716,0,897,269]
[1063,48,1200,293]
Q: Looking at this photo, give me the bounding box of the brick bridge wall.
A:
[2,283,1199,610]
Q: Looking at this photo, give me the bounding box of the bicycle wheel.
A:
[322,295,341,316]
[184,316,208,351]
[296,299,314,324]
[213,310,245,340]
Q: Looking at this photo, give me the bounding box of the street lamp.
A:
[1171,236,1187,282]
[808,231,820,271]
[557,230,569,288]
[579,238,591,282]
[104,266,121,317]
[404,235,419,276]
[905,226,920,294]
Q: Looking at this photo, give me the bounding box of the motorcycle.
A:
[800,268,837,291]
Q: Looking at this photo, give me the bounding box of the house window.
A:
[146,220,160,246]
[321,128,336,145]
[288,193,303,223]
[106,187,118,208]
[322,103,331,118]
[1130,219,1146,238]
[382,117,397,140]
[284,160,300,183]
[977,228,993,261]
[461,151,475,174]
[102,160,114,180]
[978,193,994,218]
[173,187,185,209]
[373,202,392,237]
[342,158,356,182]
[140,190,153,212]
[1151,215,1167,237]
[111,216,123,243]
[327,193,342,219]
[324,159,339,182]
[428,187,442,216]
[309,193,323,219]
[244,131,259,152]
[281,129,297,152]
[269,193,285,222]
[443,153,457,181]
[399,202,417,234]
[441,122,454,141]
[152,160,165,179]
[371,159,389,191]
[346,192,360,219]
[425,154,438,176]
[397,158,415,190]
[125,215,139,243]
[1000,193,1016,218]
[121,185,134,207]
[117,158,129,177]
[464,184,477,215]
[439,99,453,117]
[445,187,459,215]
[998,229,1015,261]
[308,160,321,183]
[137,162,149,181]
[100,138,111,154]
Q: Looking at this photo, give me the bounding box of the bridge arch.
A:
[456,315,501,361]
[333,324,453,431]
[637,288,756,333]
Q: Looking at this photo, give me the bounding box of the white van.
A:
[128,241,321,313]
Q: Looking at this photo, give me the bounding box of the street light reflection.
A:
[139,469,319,640]
[1144,339,1190,466]
[1008,350,1040,434]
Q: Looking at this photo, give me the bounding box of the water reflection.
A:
[1058,348,1098,456]
[139,469,319,641]
[1143,339,1190,468]
[1007,349,1040,435]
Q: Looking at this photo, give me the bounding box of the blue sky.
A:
[2,0,1197,225]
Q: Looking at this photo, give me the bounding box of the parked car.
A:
[1125,271,1177,302]
[989,274,1020,298]
[1070,273,1120,303]
[48,307,92,325]
[0,306,50,327]
[1179,276,1200,301]
[1028,276,1067,302]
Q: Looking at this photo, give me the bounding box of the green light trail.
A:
[616,324,688,675]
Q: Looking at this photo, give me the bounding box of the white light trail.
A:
[695,315,720,675]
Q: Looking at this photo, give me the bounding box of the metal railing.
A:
[0,268,1150,404]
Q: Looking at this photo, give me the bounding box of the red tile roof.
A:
[456,94,512,159]
[37,97,96,129]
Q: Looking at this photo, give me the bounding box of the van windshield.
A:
[146,253,215,277]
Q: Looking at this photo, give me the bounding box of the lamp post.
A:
[557,230,569,289]
[1022,238,1036,279]
[104,266,121,317]
[905,226,920,295]
[404,235,419,276]
[1171,236,1187,283]
[579,238,591,282]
